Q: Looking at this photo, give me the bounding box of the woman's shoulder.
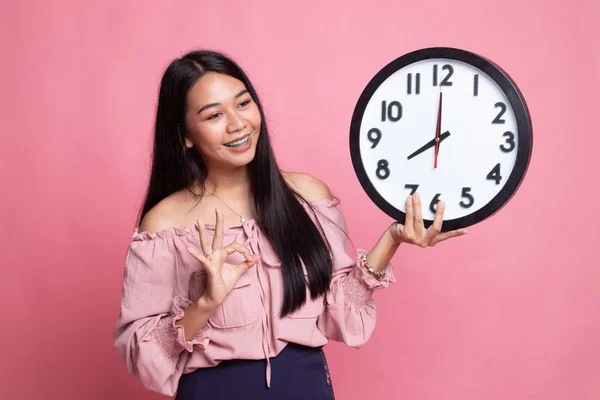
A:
[282,171,334,203]
[138,189,193,235]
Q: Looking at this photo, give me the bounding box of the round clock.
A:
[349,47,532,232]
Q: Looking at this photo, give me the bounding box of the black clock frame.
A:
[349,47,533,231]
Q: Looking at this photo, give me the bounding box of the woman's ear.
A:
[178,124,194,149]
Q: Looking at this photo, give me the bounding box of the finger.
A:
[425,200,445,244]
[234,255,260,275]
[212,208,224,251]
[404,195,414,236]
[196,220,211,256]
[413,192,424,234]
[186,247,216,276]
[224,242,253,262]
[430,228,468,246]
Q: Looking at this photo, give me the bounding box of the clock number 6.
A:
[376,159,390,179]
[429,193,442,213]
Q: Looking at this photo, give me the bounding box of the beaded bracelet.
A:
[360,253,387,277]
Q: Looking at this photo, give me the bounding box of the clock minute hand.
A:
[407,131,451,160]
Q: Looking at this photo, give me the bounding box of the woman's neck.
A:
[201,165,251,199]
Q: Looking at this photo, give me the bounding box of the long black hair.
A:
[139,50,333,317]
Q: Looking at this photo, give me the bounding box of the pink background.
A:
[2,1,599,399]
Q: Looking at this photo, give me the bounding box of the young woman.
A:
[113,50,467,399]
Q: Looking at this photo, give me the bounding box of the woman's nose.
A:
[227,110,247,133]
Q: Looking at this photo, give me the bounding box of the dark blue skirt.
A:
[175,343,335,399]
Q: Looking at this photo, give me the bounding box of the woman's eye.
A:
[239,100,251,107]
[207,113,222,120]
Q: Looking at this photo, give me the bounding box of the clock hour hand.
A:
[407,131,451,160]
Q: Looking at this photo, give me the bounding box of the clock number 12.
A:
[433,64,454,86]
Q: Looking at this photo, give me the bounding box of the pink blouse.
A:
[113,197,395,396]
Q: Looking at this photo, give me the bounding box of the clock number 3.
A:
[500,131,515,152]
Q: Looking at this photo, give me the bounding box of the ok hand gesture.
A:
[186,209,259,308]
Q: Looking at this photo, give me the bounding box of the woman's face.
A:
[184,72,262,170]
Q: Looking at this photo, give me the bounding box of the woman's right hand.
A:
[186,208,259,309]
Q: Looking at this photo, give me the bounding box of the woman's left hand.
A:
[389,192,468,247]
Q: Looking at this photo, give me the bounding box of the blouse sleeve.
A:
[311,198,396,348]
[113,231,211,396]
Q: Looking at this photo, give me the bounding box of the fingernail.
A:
[407,195,412,204]
[415,192,420,201]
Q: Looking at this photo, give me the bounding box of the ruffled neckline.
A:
[132,196,340,241]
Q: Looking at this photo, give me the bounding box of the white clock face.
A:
[354,56,524,224]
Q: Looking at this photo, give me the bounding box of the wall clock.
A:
[349,47,532,231]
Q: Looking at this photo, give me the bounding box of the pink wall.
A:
[2,1,599,399]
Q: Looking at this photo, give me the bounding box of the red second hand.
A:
[434,87,443,169]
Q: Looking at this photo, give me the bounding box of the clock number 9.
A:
[367,128,382,148]
[381,101,402,122]
[500,131,515,152]
[376,159,390,179]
